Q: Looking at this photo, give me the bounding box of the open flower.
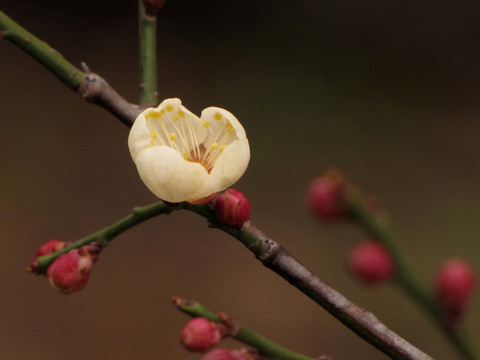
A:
[128,98,250,203]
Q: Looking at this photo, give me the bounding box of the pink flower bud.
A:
[214,189,251,226]
[28,239,68,274]
[47,243,101,294]
[347,241,394,285]
[306,172,348,221]
[202,349,237,360]
[202,348,265,360]
[435,258,476,316]
[180,317,226,352]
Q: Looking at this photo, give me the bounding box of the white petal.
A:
[133,146,210,202]
[205,138,250,194]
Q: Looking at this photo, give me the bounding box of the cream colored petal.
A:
[203,138,250,195]
[133,146,210,202]
[200,107,246,149]
[128,111,151,161]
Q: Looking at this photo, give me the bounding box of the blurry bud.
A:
[202,348,266,360]
[435,258,476,325]
[347,241,394,285]
[143,0,166,16]
[180,317,226,352]
[306,171,349,221]
[202,349,237,360]
[47,242,102,294]
[214,189,251,226]
[28,239,68,274]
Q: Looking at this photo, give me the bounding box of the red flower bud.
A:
[306,172,348,221]
[214,189,251,226]
[202,348,265,360]
[347,241,394,285]
[28,239,68,274]
[180,317,226,352]
[202,349,237,360]
[435,258,476,316]
[47,243,101,294]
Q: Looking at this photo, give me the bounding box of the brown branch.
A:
[77,63,141,127]
[246,224,433,360]
[184,203,435,360]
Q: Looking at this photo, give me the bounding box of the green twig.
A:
[34,201,173,272]
[346,188,480,360]
[0,11,84,89]
[1,11,141,127]
[173,297,322,360]
[138,0,158,105]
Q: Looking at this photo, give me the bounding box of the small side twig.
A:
[173,297,323,360]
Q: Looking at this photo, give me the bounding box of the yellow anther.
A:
[165,104,174,112]
[169,133,177,141]
[149,139,154,147]
[183,153,189,161]
[211,142,219,149]
[178,109,185,117]
[219,145,228,152]
[150,131,158,139]
[214,112,223,121]
[226,122,234,134]
[172,115,179,121]
[203,121,211,128]
[148,111,161,120]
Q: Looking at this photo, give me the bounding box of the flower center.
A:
[145,103,236,173]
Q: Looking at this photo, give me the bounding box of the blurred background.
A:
[1,0,480,359]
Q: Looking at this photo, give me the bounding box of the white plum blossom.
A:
[128,98,250,203]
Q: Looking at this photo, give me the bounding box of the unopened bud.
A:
[306,171,348,221]
[435,258,475,325]
[202,349,237,360]
[347,241,394,285]
[202,348,266,360]
[180,317,226,352]
[47,242,101,294]
[214,189,251,226]
[28,239,68,274]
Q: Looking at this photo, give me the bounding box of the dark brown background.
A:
[1,1,480,359]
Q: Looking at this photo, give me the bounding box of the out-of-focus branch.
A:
[346,188,480,360]
[0,11,140,127]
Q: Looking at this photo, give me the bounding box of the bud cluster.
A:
[29,240,102,294]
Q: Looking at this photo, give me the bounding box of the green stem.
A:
[346,189,480,360]
[0,11,84,90]
[36,201,173,272]
[174,298,321,360]
[138,0,158,105]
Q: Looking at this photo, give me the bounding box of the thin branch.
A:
[0,11,83,89]
[30,202,173,273]
[138,0,159,105]
[0,11,140,127]
[173,297,324,360]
